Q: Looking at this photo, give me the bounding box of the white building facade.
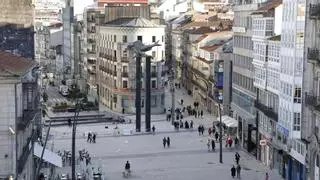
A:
[97,18,166,114]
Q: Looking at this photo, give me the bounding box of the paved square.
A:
[50,129,282,180]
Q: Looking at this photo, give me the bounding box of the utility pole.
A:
[72,100,81,180]
[218,103,223,163]
[135,56,142,132]
[145,56,151,132]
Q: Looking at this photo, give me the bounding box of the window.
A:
[151,66,156,72]
[113,95,117,103]
[152,51,156,58]
[114,35,117,42]
[114,50,117,58]
[137,36,142,41]
[152,80,157,88]
[114,79,117,89]
[293,112,301,131]
[294,87,301,103]
[152,36,156,42]
[122,35,127,43]
[162,35,164,42]
[123,66,128,72]
[122,80,128,88]
[151,96,157,106]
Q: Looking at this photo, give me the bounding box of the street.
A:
[45,84,68,105]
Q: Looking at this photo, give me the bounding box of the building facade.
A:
[96,10,166,114]
[0,52,40,180]
[232,1,261,155]
[303,0,320,180]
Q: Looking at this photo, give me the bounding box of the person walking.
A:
[181,99,184,105]
[87,132,91,143]
[236,164,241,178]
[215,132,219,141]
[201,126,204,135]
[208,128,212,136]
[235,152,240,164]
[92,133,96,143]
[231,165,236,178]
[198,125,201,136]
[152,125,156,135]
[265,172,269,180]
[207,139,211,151]
[190,120,194,129]
[200,110,203,118]
[235,137,239,148]
[211,139,215,151]
[167,137,171,147]
[163,137,167,148]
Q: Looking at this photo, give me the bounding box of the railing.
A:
[309,4,320,19]
[113,71,117,76]
[307,47,320,62]
[122,72,128,77]
[254,100,278,121]
[99,65,107,73]
[87,59,96,64]
[18,110,39,131]
[87,49,96,54]
[17,131,36,173]
[151,72,157,77]
[87,28,96,33]
[87,18,95,22]
[191,66,207,79]
[121,57,129,62]
[305,93,320,111]
[88,39,95,44]
[88,69,96,74]
[112,56,117,62]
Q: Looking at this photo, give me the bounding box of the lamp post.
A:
[71,99,81,180]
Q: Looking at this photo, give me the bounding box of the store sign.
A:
[260,140,267,146]
[232,27,246,33]
[277,124,289,137]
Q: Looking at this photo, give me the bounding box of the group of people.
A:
[230,152,241,178]
[206,138,216,151]
[87,132,97,143]
[162,137,171,148]
[225,135,239,149]
[197,125,205,135]
[79,149,91,166]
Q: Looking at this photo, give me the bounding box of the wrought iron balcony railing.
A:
[122,72,128,77]
[151,72,157,77]
[307,48,320,62]
[254,100,278,121]
[305,93,320,111]
[18,109,39,131]
[121,57,129,62]
[309,4,320,19]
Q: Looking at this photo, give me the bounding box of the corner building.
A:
[97,16,166,114]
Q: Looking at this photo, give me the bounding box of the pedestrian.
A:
[211,139,215,151]
[229,137,233,148]
[87,132,91,143]
[182,107,185,112]
[198,126,201,136]
[92,133,96,143]
[265,172,269,180]
[215,132,219,141]
[167,137,170,147]
[185,121,189,129]
[235,152,240,164]
[168,114,171,121]
[207,139,211,151]
[235,137,239,148]
[208,128,212,136]
[200,110,203,118]
[201,126,204,135]
[68,118,72,127]
[231,165,236,178]
[236,164,241,178]
[190,120,193,129]
[181,99,184,105]
[194,110,197,118]
[122,108,125,114]
[152,125,156,135]
[198,111,200,118]
[180,114,183,120]
[163,137,167,148]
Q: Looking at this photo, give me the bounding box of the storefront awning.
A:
[34,143,62,167]
[217,115,238,127]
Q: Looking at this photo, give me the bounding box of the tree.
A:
[42,92,48,102]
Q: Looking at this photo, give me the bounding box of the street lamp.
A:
[218,102,223,164]
[71,99,82,180]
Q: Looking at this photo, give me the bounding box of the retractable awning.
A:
[34,143,62,167]
[217,115,238,127]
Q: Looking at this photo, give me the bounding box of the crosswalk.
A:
[49,97,68,104]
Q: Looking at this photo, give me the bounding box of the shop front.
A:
[259,134,273,168]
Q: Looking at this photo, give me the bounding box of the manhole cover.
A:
[207,162,214,164]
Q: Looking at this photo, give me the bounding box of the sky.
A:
[73,0,94,15]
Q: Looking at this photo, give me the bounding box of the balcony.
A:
[87,49,96,54]
[88,68,96,75]
[121,57,129,63]
[87,17,95,22]
[18,109,39,131]
[87,59,96,64]
[254,100,278,121]
[309,4,320,19]
[17,131,36,173]
[88,39,96,44]
[87,28,96,33]
[305,93,320,111]
[307,48,320,62]
[112,56,117,62]
[113,71,117,76]
[191,66,207,79]
[99,65,107,73]
[122,72,128,77]
[151,72,157,77]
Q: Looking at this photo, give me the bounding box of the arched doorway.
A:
[315,154,319,180]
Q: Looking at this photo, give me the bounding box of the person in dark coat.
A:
[190,120,194,128]
[167,137,170,147]
[235,137,239,148]
[201,126,204,135]
[235,152,240,164]
[87,132,91,142]
[231,165,236,178]
[211,139,215,151]
[92,133,96,143]
[163,137,167,148]
[215,132,219,141]
[200,110,203,118]
[152,125,156,135]
[198,126,201,136]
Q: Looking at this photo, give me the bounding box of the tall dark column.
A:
[145,56,151,132]
[135,56,141,132]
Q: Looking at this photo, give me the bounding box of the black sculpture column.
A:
[135,56,141,132]
[145,56,151,132]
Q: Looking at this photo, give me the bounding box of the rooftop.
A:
[255,0,282,12]
[105,17,161,27]
[0,52,36,77]
[177,20,232,31]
